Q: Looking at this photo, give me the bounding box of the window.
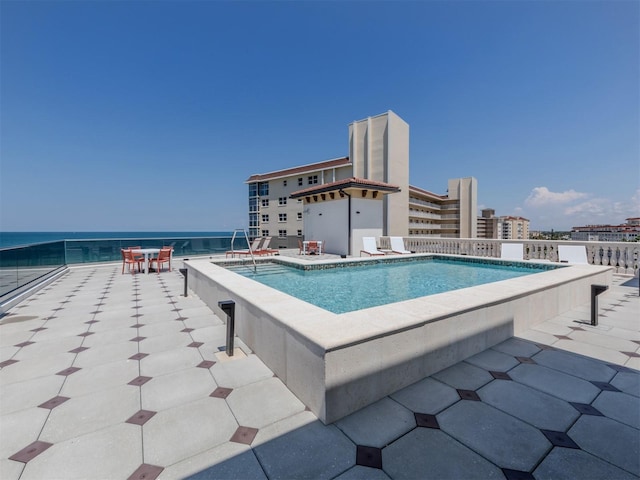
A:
[261,230,269,237]
[298,177,303,186]
[283,180,287,187]
[297,230,302,236]
[261,214,269,223]
[258,182,269,196]
[279,213,287,222]
[279,197,287,206]
[249,197,258,212]
[249,213,258,227]
[261,199,269,207]
[278,230,287,238]
[308,175,318,185]
[297,212,302,220]
[249,184,257,197]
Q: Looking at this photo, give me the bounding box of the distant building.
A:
[246,111,478,248]
[570,218,640,241]
[477,209,530,240]
[477,208,498,239]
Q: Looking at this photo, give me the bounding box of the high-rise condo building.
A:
[246,111,478,248]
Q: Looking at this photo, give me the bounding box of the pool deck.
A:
[0,255,638,479]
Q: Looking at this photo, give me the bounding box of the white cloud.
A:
[521,187,639,230]
[525,187,588,207]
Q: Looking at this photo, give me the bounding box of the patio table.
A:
[132,248,160,274]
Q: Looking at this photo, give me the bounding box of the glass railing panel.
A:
[0,241,65,298]
[63,236,245,264]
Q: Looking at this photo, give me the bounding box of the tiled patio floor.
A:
[1,261,638,479]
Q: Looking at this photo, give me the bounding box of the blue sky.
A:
[1,0,638,232]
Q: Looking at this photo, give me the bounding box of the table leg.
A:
[145,254,150,274]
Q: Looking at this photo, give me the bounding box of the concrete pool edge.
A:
[185,255,612,424]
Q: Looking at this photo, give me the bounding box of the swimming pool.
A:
[226,257,557,314]
[185,254,611,423]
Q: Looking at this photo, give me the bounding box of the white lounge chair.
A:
[226,237,263,258]
[558,245,589,264]
[360,237,385,257]
[390,237,411,254]
[500,243,524,261]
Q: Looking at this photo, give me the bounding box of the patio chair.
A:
[226,237,263,258]
[500,243,524,261]
[360,237,386,257]
[149,247,172,273]
[256,236,279,256]
[390,237,411,254]
[127,246,144,264]
[558,245,589,264]
[121,249,142,274]
[306,240,319,255]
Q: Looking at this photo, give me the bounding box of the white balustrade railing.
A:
[378,237,639,276]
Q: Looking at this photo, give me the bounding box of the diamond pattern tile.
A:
[15,341,35,348]
[457,389,481,401]
[570,402,604,416]
[9,441,53,463]
[38,396,71,409]
[57,367,81,376]
[129,353,149,361]
[197,360,216,369]
[502,468,536,480]
[356,445,383,469]
[540,429,580,449]
[414,413,440,429]
[128,376,152,386]
[126,409,157,426]
[554,335,572,340]
[181,328,194,333]
[188,342,204,348]
[130,324,145,328]
[69,346,90,354]
[78,332,94,337]
[621,351,640,358]
[0,359,19,367]
[516,357,536,364]
[130,336,146,342]
[590,381,621,392]
[230,426,259,445]
[490,371,512,380]
[210,387,233,399]
[127,464,164,480]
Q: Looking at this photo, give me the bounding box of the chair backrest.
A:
[248,237,262,251]
[158,247,172,260]
[501,243,524,260]
[260,237,272,250]
[121,249,134,261]
[362,237,378,252]
[390,237,408,252]
[558,245,589,264]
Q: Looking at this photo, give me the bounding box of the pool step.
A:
[227,263,291,277]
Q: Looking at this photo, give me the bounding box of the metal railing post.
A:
[179,268,188,297]
[590,284,608,326]
[218,300,235,356]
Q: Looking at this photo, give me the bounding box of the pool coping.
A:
[185,254,613,423]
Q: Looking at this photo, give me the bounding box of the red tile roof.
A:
[245,157,351,182]
[290,177,400,198]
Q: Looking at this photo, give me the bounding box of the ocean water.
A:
[0,232,234,248]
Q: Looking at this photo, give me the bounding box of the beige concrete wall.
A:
[186,257,611,424]
[448,177,478,238]
[349,111,410,237]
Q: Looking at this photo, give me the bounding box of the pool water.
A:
[226,258,554,314]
